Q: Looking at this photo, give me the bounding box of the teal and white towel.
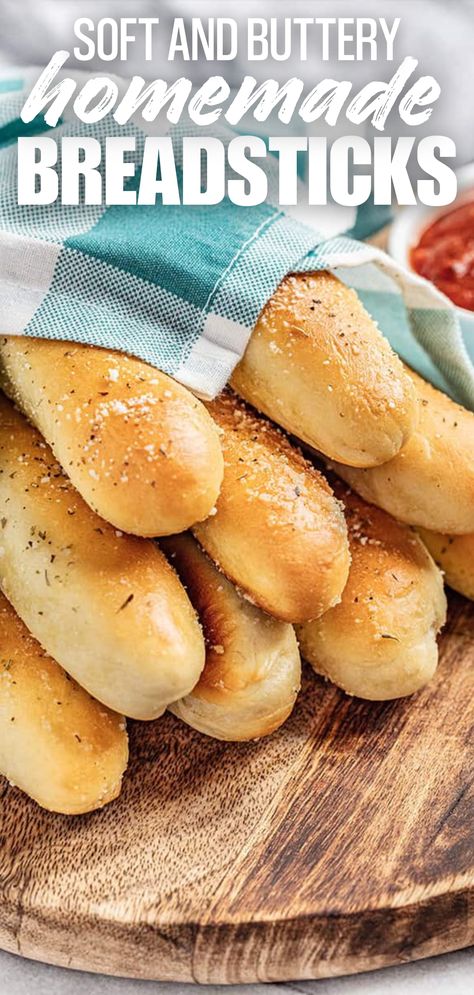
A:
[1,72,473,407]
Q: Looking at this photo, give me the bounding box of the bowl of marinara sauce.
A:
[389,164,474,335]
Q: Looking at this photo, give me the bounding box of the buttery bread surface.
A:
[194,391,350,623]
[297,480,447,700]
[330,368,474,533]
[0,393,205,719]
[0,336,223,536]
[163,534,301,741]
[0,593,128,814]
[231,271,418,467]
[417,529,474,601]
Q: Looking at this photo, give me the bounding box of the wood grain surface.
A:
[0,592,472,984]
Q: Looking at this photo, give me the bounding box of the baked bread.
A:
[0,392,205,719]
[0,592,128,814]
[231,271,418,467]
[296,479,447,700]
[0,336,223,536]
[162,534,301,741]
[417,529,474,601]
[330,368,474,533]
[194,391,350,623]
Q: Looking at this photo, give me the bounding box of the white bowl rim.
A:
[388,162,474,319]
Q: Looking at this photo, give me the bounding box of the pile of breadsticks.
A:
[1,271,473,814]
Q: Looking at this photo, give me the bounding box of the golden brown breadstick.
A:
[0,336,223,536]
[417,529,474,601]
[231,271,418,467]
[0,392,205,720]
[193,391,350,623]
[296,480,446,700]
[330,368,474,534]
[0,592,128,814]
[162,534,301,741]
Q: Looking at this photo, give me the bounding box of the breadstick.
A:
[231,271,418,467]
[162,534,301,741]
[193,391,350,623]
[330,368,474,533]
[0,392,205,719]
[0,336,223,536]
[296,480,447,700]
[417,529,474,601]
[0,592,128,814]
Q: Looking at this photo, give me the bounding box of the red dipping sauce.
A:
[410,198,474,311]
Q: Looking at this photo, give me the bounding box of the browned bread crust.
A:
[417,529,474,601]
[297,478,447,700]
[0,336,223,536]
[331,368,474,533]
[163,534,301,741]
[0,392,205,719]
[231,271,418,467]
[0,592,128,814]
[193,391,350,623]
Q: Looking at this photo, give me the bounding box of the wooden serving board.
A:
[0,592,472,984]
